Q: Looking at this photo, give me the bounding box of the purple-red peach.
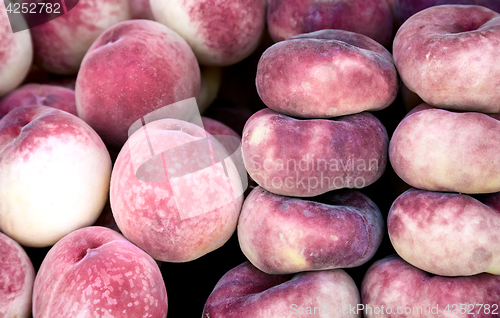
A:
[238,187,384,274]
[361,255,500,318]
[267,0,394,47]
[388,188,500,276]
[203,261,360,318]
[393,5,500,112]
[0,84,77,118]
[256,30,398,118]
[242,108,388,197]
[33,226,168,318]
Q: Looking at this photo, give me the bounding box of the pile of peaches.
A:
[1,0,500,317]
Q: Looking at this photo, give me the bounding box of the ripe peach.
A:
[33,226,168,318]
[0,231,35,318]
[150,0,266,66]
[256,30,398,118]
[0,106,111,247]
[76,19,200,149]
[0,84,77,118]
[30,0,132,74]
[238,187,384,274]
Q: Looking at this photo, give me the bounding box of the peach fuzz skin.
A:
[0,106,111,247]
[150,0,266,66]
[393,5,500,112]
[76,19,200,150]
[361,255,500,318]
[0,231,35,318]
[238,187,384,275]
[0,84,77,118]
[242,108,388,197]
[389,188,500,276]
[394,0,500,25]
[0,4,32,97]
[203,261,360,318]
[256,30,398,118]
[267,0,394,47]
[30,0,131,75]
[33,226,168,318]
[389,104,500,194]
[110,119,243,262]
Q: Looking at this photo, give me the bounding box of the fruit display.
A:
[0,1,499,317]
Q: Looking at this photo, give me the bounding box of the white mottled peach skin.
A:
[0,231,35,318]
[389,104,500,193]
[76,19,200,149]
[361,255,500,318]
[0,84,77,118]
[203,261,361,318]
[238,187,384,274]
[388,188,500,276]
[150,0,266,66]
[0,106,111,247]
[393,5,500,112]
[33,226,168,318]
[0,4,33,97]
[30,0,132,75]
[242,108,388,197]
[110,119,243,262]
[256,30,398,118]
[267,0,394,47]
[394,0,500,25]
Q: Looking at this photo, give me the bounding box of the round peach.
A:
[242,108,388,197]
[30,0,132,75]
[110,118,244,262]
[0,106,111,247]
[33,226,168,318]
[0,231,35,318]
[238,187,384,274]
[389,104,500,193]
[256,30,398,118]
[267,0,394,47]
[75,19,200,149]
[393,5,500,112]
[0,84,77,118]
[0,5,32,97]
[150,0,266,66]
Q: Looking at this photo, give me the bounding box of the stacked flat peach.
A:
[362,5,500,317]
[234,27,398,293]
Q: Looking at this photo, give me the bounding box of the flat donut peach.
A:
[393,5,500,112]
[256,30,398,118]
[388,188,500,276]
[238,187,384,274]
[389,104,500,193]
[242,108,388,197]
